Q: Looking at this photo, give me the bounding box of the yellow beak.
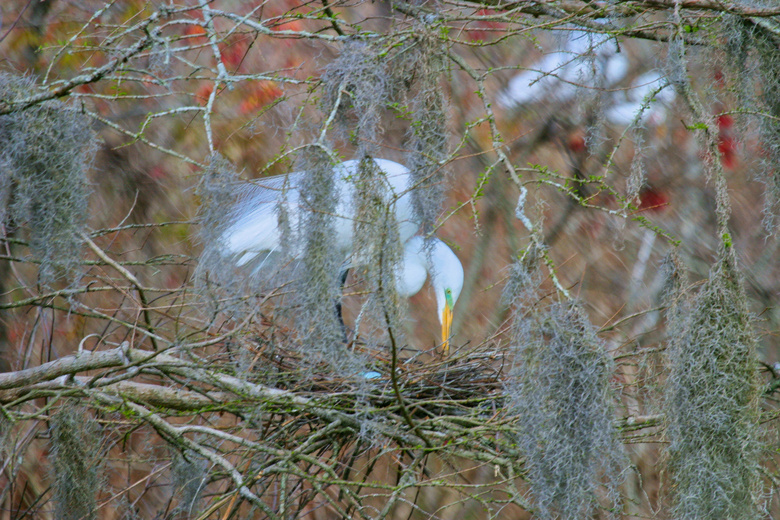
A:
[441,304,453,356]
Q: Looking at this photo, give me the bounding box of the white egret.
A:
[498,30,629,109]
[604,70,676,127]
[219,158,464,353]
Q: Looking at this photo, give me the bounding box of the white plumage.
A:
[499,30,629,108]
[399,235,464,315]
[499,29,676,129]
[604,70,676,126]
[224,159,418,265]
[219,158,464,352]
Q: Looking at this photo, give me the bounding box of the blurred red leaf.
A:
[637,187,669,213]
[717,114,738,169]
[219,36,250,71]
[567,133,587,154]
[149,166,167,180]
[713,68,726,89]
[465,9,505,42]
[195,83,214,105]
[183,23,207,41]
[239,82,283,114]
[273,19,304,32]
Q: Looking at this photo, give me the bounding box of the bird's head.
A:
[398,236,464,355]
[441,287,455,355]
[431,246,463,356]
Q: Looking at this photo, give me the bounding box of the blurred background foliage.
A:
[0,0,779,518]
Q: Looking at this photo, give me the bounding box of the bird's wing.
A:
[223,172,304,264]
[374,159,419,244]
[222,166,355,264]
[220,159,423,269]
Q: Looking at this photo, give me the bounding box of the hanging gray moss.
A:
[194,154,252,317]
[403,34,449,236]
[504,250,624,519]
[321,41,413,354]
[664,249,763,519]
[323,42,404,341]
[195,154,239,290]
[718,18,780,235]
[197,154,241,252]
[50,405,103,520]
[0,410,11,461]
[0,73,96,284]
[750,27,780,236]
[321,40,389,154]
[170,448,208,518]
[295,149,347,365]
[350,157,404,350]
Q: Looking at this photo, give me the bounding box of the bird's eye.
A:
[444,288,454,308]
